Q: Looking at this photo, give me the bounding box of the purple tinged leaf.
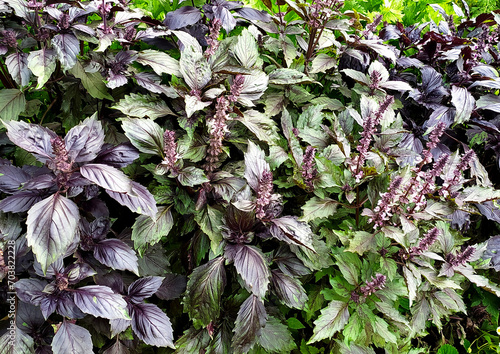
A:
[409,66,448,108]
[94,239,139,275]
[103,340,130,354]
[214,5,236,33]
[179,43,212,91]
[33,257,65,279]
[127,276,164,303]
[26,194,79,273]
[0,327,34,354]
[164,6,202,29]
[3,120,57,163]
[234,7,271,22]
[232,294,267,354]
[183,256,226,326]
[0,191,41,213]
[269,216,315,251]
[110,318,132,337]
[107,72,128,89]
[271,270,307,309]
[484,235,500,271]
[131,206,173,252]
[106,181,158,218]
[52,322,93,354]
[131,302,175,348]
[15,278,46,305]
[64,115,104,163]
[42,291,86,319]
[155,274,187,300]
[60,267,93,289]
[94,143,139,168]
[136,50,181,77]
[0,89,26,121]
[451,86,475,124]
[134,72,179,98]
[80,163,132,193]
[227,243,270,298]
[308,300,350,343]
[22,174,56,190]
[257,316,296,352]
[52,33,79,70]
[16,301,45,334]
[0,164,30,193]
[27,49,57,89]
[73,285,129,320]
[121,117,164,156]
[244,140,271,192]
[6,52,30,87]
[274,247,311,277]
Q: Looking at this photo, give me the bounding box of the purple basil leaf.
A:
[3,120,57,163]
[73,285,129,320]
[110,318,132,337]
[15,278,46,305]
[130,302,175,348]
[234,7,271,22]
[257,316,296,353]
[226,243,270,298]
[51,322,93,354]
[43,290,86,319]
[80,163,133,193]
[232,294,267,354]
[107,72,128,89]
[408,66,448,108]
[64,115,105,163]
[269,216,315,251]
[134,72,178,97]
[52,33,79,70]
[155,273,187,300]
[127,276,164,303]
[476,201,500,223]
[450,86,475,124]
[0,327,35,354]
[33,257,65,279]
[183,256,226,326]
[27,194,79,273]
[120,117,164,156]
[0,191,44,213]
[5,52,30,87]
[22,174,56,190]
[16,301,45,334]
[102,339,130,354]
[95,272,126,294]
[271,270,307,309]
[94,239,139,274]
[94,143,140,168]
[485,235,500,271]
[274,247,311,277]
[164,6,202,29]
[214,5,236,33]
[66,263,97,284]
[106,181,158,218]
[79,217,110,242]
[244,141,271,192]
[0,164,30,193]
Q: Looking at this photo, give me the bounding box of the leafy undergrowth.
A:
[1,0,500,353]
